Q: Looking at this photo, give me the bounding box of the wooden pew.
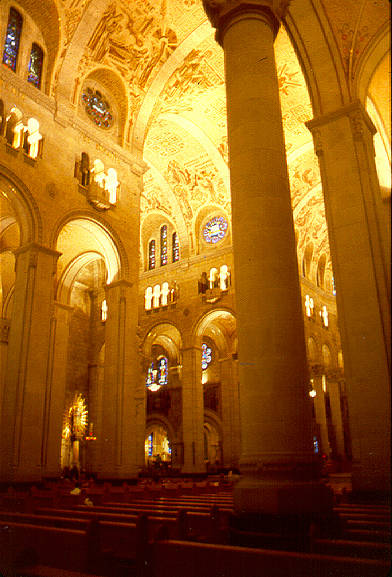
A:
[35,506,181,540]
[0,521,90,572]
[150,539,390,577]
[72,504,227,542]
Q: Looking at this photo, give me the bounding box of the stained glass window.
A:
[172,231,179,262]
[146,357,168,391]
[2,8,23,72]
[146,362,156,389]
[81,88,113,129]
[157,356,168,386]
[202,343,212,370]
[148,240,156,270]
[28,43,43,88]
[160,225,168,266]
[203,216,228,244]
[148,433,153,456]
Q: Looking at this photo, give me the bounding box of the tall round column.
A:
[203,0,332,516]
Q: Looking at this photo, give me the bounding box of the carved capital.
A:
[203,0,290,43]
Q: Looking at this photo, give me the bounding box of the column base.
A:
[232,478,340,547]
[234,477,334,516]
[351,462,391,500]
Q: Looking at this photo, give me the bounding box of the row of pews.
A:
[0,483,390,577]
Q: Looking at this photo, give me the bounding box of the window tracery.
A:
[203,216,228,244]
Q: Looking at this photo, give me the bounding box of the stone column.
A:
[220,355,241,468]
[307,102,390,494]
[42,302,73,477]
[328,376,347,463]
[99,280,142,479]
[181,341,205,473]
[0,243,60,482]
[203,0,332,516]
[311,374,330,458]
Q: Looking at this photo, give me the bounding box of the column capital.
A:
[14,242,62,261]
[105,279,134,292]
[306,100,376,155]
[202,0,290,44]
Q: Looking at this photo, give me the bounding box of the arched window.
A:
[160,225,168,266]
[157,356,168,387]
[172,231,179,262]
[82,88,113,129]
[317,255,326,289]
[28,43,43,88]
[2,8,23,72]
[302,244,313,278]
[144,287,153,310]
[219,265,229,290]
[148,240,156,270]
[161,282,169,306]
[209,268,218,289]
[106,168,118,204]
[0,100,5,135]
[153,284,160,308]
[146,363,156,390]
[322,344,331,367]
[6,107,24,148]
[25,118,42,159]
[202,343,212,370]
[80,152,90,187]
[101,299,108,322]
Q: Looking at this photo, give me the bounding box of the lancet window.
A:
[144,282,178,310]
[148,240,156,270]
[3,8,23,72]
[202,343,212,370]
[160,225,168,266]
[28,43,43,88]
[172,232,179,262]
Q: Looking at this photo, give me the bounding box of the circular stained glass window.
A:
[82,88,113,129]
[203,216,228,244]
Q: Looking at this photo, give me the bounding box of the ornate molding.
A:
[202,0,290,43]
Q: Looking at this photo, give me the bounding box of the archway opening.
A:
[145,424,172,470]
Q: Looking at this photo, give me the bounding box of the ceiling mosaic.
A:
[50,0,342,265]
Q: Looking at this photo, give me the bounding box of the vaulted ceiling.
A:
[12,0,392,271]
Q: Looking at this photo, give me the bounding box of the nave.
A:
[0,476,390,577]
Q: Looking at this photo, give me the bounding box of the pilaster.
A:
[219,355,241,468]
[181,341,205,473]
[99,279,141,479]
[42,301,73,478]
[307,101,391,493]
[0,243,61,482]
